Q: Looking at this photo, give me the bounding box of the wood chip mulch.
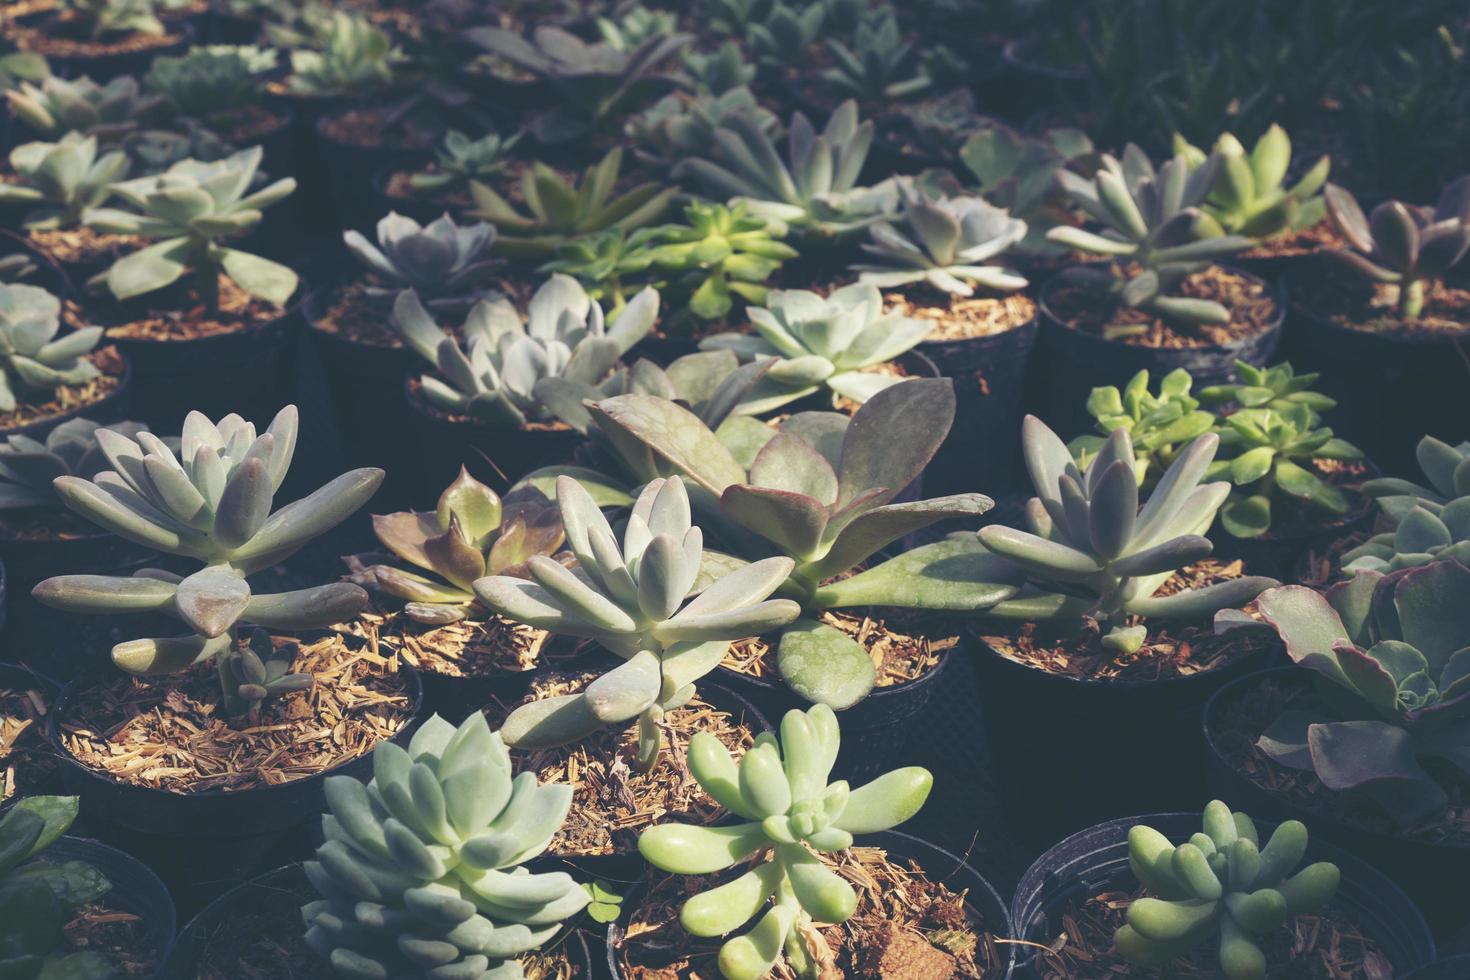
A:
[1,682,55,802]
[28,227,142,267]
[1238,217,1346,261]
[58,633,413,793]
[725,608,952,689]
[0,345,124,433]
[64,902,161,977]
[104,277,284,342]
[888,288,1037,342]
[340,608,551,679]
[1049,265,1279,348]
[1295,528,1373,588]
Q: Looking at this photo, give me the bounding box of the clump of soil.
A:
[886,287,1038,343]
[725,608,953,688]
[104,277,286,342]
[1295,274,1470,337]
[1,679,55,802]
[0,345,125,432]
[1047,266,1279,348]
[341,608,553,679]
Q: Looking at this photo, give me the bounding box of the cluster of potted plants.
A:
[1,0,1468,977]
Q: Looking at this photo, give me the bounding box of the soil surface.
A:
[341,608,553,679]
[62,899,163,977]
[1238,217,1346,261]
[104,277,286,342]
[27,227,142,268]
[0,345,124,433]
[1048,265,1279,349]
[888,287,1037,343]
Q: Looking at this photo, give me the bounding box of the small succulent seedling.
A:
[59,0,164,39]
[1345,434,1470,572]
[1069,368,1214,487]
[5,74,163,143]
[343,212,500,311]
[1322,176,1470,319]
[638,704,932,980]
[287,12,401,98]
[0,284,102,415]
[1173,125,1331,239]
[33,406,383,716]
[303,712,590,979]
[0,134,130,232]
[474,475,801,767]
[351,467,565,625]
[1117,801,1339,980]
[409,130,520,196]
[144,45,278,121]
[0,418,149,510]
[979,417,1277,653]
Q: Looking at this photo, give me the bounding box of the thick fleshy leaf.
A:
[775,619,875,709]
[593,395,746,494]
[173,565,250,637]
[812,494,994,580]
[833,379,954,509]
[834,767,932,833]
[638,822,767,875]
[1307,719,1445,821]
[814,539,1024,611]
[1391,560,1470,677]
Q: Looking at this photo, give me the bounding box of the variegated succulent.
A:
[852,185,1029,297]
[343,213,500,311]
[0,284,102,415]
[0,418,149,510]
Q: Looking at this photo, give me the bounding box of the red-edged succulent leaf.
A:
[720,484,830,560]
[423,514,489,591]
[1255,585,1354,684]
[1389,559,1470,678]
[834,378,954,509]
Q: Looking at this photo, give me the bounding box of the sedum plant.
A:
[1069,368,1214,488]
[852,185,1029,297]
[0,418,149,510]
[638,704,933,980]
[0,284,102,415]
[393,275,658,428]
[626,88,776,173]
[303,712,589,980]
[821,7,932,102]
[409,130,521,197]
[1245,563,1470,824]
[644,201,798,321]
[1322,176,1470,319]
[467,147,675,262]
[1118,801,1339,980]
[32,406,384,717]
[288,12,401,99]
[4,74,163,144]
[1196,360,1338,416]
[144,45,278,123]
[85,146,298,311]
[58,0,164,39]
[1047,145,1253,330]
[351,467,565,625]
[343,213,499,312]
[0,134,130,231]
[474,475,801,767]
[1174,125,1331,240]
[700,282,933,412]
[978,417,1277,654]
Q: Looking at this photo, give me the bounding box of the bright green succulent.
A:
[958,123,1096,256]
[638,704,933,980]
[474,475,802,767]
[1069,368,1215,488]
[1196,361,1339,416]
[0,418,148,511]
[32,406,384,716]
[0,134,129,231]
[84,146,298,312]
[821,7,931,102]
[596,5,678,51]
[852,185,1029,297]
[4,74,163,144]
[288,12,401,99]
[343,213,499,312]
[1117,802,1339,980]
[645,201,798,321]
[144,45,278,122]
[303,712,589,980]
[0,284,102,415]
[408,130,521,197]
[626,88,776,172]
[58,0,164,39]
[0,52,47,98]
[1174,125,1331,240]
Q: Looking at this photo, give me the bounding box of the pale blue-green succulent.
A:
[0,284,102,415]
[0,418,149,510]
[4,74,162,143]
[852,185,1029,297]
[343,213,500,311]
[0,134,130,231]
[1344,434,1470,572]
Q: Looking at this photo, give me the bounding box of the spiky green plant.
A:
[0,418,149,510]
[0,134,129,231]
[1173,125,1331,240]
[852,185,1028,297]
[0,284,102,415]
[821,7,931,102]
[1069,368,1215,487]
[342,213,499,311]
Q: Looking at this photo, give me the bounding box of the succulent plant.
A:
[84,146,298,312]
[0,255,39,284]
[1117,801,1339,980]
[351,468,565,625]
[978,417,1277,653]
[1047,145,1253,329]
[747,1,824,76]
[626,88,777,173]
[0,796,114,979]
[536,228,661,319]
[288,12,401,99]
[467,147,676,262]
[1196,360,1338,416]
[821,7,932,102]
[643,201,799,321]
[394,275,658,428]
[699,282,933,413]
[852,185,1029,297]
[0,418,149,510]
[1322,176,1470,319]
[343,213,500,312]
[676,100,900,239]
[302,712,589,980]
[4,74,163,144]
[1343,434,1470,572]
[680,41,756,94]
[474,475,801,767]
[144,45,278,122]
[467,25,689,143]
[596,5,678,51]
[958,123,1096,255]
[0,284,102,415]
[1243,562,1470,823]
[0,52,47,97]
[1069,368,1215,487]
[58,0,164,39]
[1357,434,1470,516]
[0,134,130,232]
[638,704,933,980]
[408,130,521,197]
[32,406,384,716]
[1174,125,1331,240]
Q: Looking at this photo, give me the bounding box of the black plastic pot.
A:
[1204,667,1470,937]
[1405,955,1470,979]
[46,835,178,971]
[1011,811,1435,978]
[0,660,60,810]
[160,862,595,979]
[1034,267,1284,436]
[970,624,1280,851]
[312,110,434,235]
[26,16,194,80]
[0,351,133,444]
[607,829,1016,979]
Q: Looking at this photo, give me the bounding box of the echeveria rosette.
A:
[700,283,934,413]
[638,704,932,980]
[351,467,565,625]
[1118,801,1339,980]
[410,129,521,196]
[852,185,1029,297]
[584,380,1020,709]
[4,74,163,144]
[1173,125,1331,240]
[0,133,130,231]
[1244,562,1470,824]
[473,475,801,768]
[626,87,776,172]
[1345,435,1470,572]
[342,212,500,311]
[0,284,103,415]
[0,418,149,511]
[958,123,1097,257]
[979,417,1278,654]
[31,406,384,716]
[1068,368,1214,488]
[303,712,589,980]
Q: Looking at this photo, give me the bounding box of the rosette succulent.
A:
[288,12,401,99]
[1246,563,1470,823]
[0,284,102,415]
[536,229,660,317]
[302,712,589,980]
[0,134,130,230]
[4,74,163,143]
[978,417,1277,653]
[58,0,164,39]
[959,123,1097,256]
[1344,434,1470,572]
[32,406,384,716]
[1173,125,1331,240]
[409,130,520,197]
[0,418,148,510]
[343,213,499,311]
[852,185,1029,297]
[1196,360,1338,416]
[144,45,278,122]
[626,88,776,172]
[821,7,931,102]
[1118,802,1339,980]
[1069,368,1214,487]
[473,475,801,767]
[351,467,565,625]
[700,283,933,412]
[638,704,933,980]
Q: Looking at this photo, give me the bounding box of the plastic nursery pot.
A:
[45,835,178,971]
[606,829,1017,980]
[994,36,1088,122]
[969,624,1280,852]
[0,352,134,444]
[1010,811,1435,979]
[1033,266,1285,437]
[312,110,435,236]
[0,230,75,299]
[1204,666,1470,937]
[0,660,61,810]
[22,16,195,81]
[1404,955,1470,979]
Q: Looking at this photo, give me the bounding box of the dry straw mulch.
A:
[341,609,551,679]
[1,681,54,802]
[725,609,953,688]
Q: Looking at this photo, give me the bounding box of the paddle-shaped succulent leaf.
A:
[352,468,565,625]
[1116,802,1338,980]
[4,74,163,143]
[32,406,383,715]
[0,418,148,511]
[303,712,589,980]
[0,134,130,231]
[473,475,800,767]
[1322,176,1470,319]
[639,704,932,980]
[343,213,499,311]
[1241,562,1470,824]
[409,130,520,196]
[0,284,102,416]
[979,416,1277,652]
[287,12,400,98]
[852,184,1028,297]
[1173,125,1331,240]
[1069,368,1214,488]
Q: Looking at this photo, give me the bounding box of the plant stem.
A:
[1399,278,1426,319]
[196,253,219,314]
